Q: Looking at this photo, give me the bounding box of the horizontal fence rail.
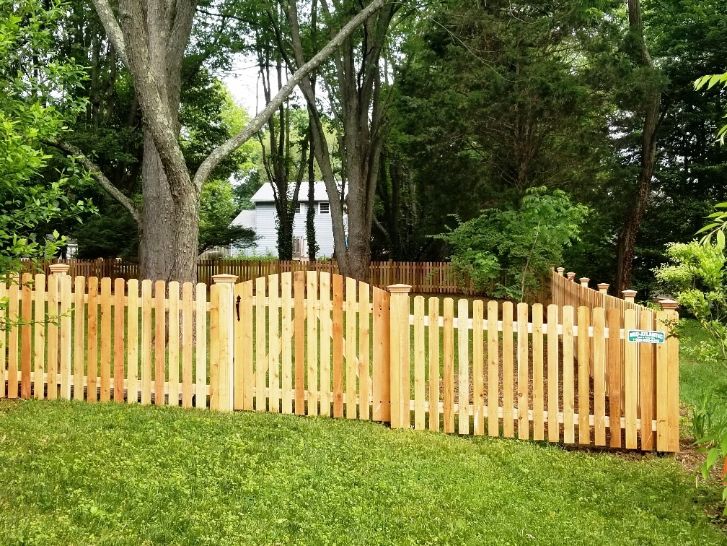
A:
[1,266,679,453]
[23,259,480,295]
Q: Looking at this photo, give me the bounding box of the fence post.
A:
[212,274,238,412]
[556,267,565,276]
[567,272,576,282]
[579,277,590,289]
[659,299,680,452]
[597,283,609,295]
[388,284,411,429]
[622,289,637,303]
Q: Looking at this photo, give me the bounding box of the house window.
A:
[295,203,302,214]
[319,202,330,214]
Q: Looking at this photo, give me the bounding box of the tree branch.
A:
[192,0,390,191]
[51,140,140,224]
[90,0,129,66]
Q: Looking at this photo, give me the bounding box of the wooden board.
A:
[127,280,139,404]
[358,282,371,421]
[532,303,545,441]
[194,283,207,409]
[502,302,514,438]
[442,298,455,433]
[268,275,281,414]
[547,305,559,443]
[168,282,180,407]
[345,278,357,419]
[577,306,590,445]
[332,275,344,418]
[413,296,426,430]
[458,298,470,435]
[638,310,655,450]
[254,276,267,412]
[487,300,499,437]
[59,275,73,400]
[114,278,125,402]
[7,281,19,398]
[294,272,305,415]
[141,280,153,405]
[666,309,680,452]
[655,310,668,451]
[181,282,193,408]
[0,283,6,398]
[624,308,638,449]
[100,277,112,402]
[471,300,485,436]
[73,276,86,401]
[372,289,390,422]
[593,308,607,446]
[306,272,319,416]
[562,305,575,444]
[428,297,440,432]
[319,273,332,417]
[516,302,529,440]
[20,273,32,399]
[33,274,46,400]
[209,284,219,410]
[607,307,622,448]
[86,277,98,403]
[154,280,166,406]
[238,281,253,411]
[280,274,293,414]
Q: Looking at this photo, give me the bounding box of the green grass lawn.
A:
[0,400,724,545]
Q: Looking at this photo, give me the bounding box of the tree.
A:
[70,0,390,282]
[614,0,664,292]
[0,0,93,274]
[199,179,255,254]
[285,0,400,279]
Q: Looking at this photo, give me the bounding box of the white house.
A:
[231,182,344,259]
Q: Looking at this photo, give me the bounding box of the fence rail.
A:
[25,259,478,295]
[1,265,680,452]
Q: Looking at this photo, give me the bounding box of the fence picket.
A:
[502,302,514,438]
[624,308,638,449]
[607,308,622,448]
[181,282,193,408]
[280,274,293,414]
[86,278,98,402]
[593,308,607,446]
[0,283,6,398]
[414,296,426,430]
[332,275,344,418]
[458,298,470,435]
[443,298,455,434]
[154,280,166,406]
[34,274,46,400]
[194,283,207,409]
[577,306,590,445]
[487,300,499,437]
[114,278,125,402]
[358,282,370,421]
[428,297,440,432]
[255,276,267,412]
[345,277,357,419]
[99,277,112,402]
[141,280,152,405]
[372,288,390,422]
[7,280,19,398]
[307,272,319,416]
[639,309,654,450]
[269,275,281,414]
[547,305,559,443]
[127,280,139,404]
[319,273,332,417]
[517,302,529,440]
[168,282,180,407]
[473,300,485,436]
[294,272,305,415]
[532,304,544,441]
[562,305,575,444]
[74,277,86,401]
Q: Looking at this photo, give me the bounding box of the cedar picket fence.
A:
[27,259,478,295]
[1,265,680,452]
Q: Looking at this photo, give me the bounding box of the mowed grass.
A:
[0,400,724,545]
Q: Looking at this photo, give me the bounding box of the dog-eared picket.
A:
[1,265,679,452]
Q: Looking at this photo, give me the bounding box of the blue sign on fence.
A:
[627,330,665,344]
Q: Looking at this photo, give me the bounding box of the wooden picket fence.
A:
[28,259,478,295]
[1,265,680,452]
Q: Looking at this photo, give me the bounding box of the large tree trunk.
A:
[615,0,661,292]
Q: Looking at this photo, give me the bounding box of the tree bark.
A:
[615,0,662,291]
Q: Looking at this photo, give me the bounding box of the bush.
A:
[437,187,588,301]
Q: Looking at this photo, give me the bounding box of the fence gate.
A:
[230,271,391,421]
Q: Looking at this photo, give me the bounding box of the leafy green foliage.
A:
[0,400,724,544]
[0,0,93,274]
[199,179,255,254]
[438,187,588,300]
[655,242,727,512]
[695,72,727,144]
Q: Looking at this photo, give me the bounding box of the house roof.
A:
[231,209,256,228]
[251,182,338,203]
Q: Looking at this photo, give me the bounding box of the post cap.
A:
[659,299,679,311]
[388,284,412,294]
[597,282,609,294]
[579,277,590,287]
[212,274,238,284]
[556,267,565,275]
[566,272,576,281]
[622,289,637,302]
[49,264,70,274]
